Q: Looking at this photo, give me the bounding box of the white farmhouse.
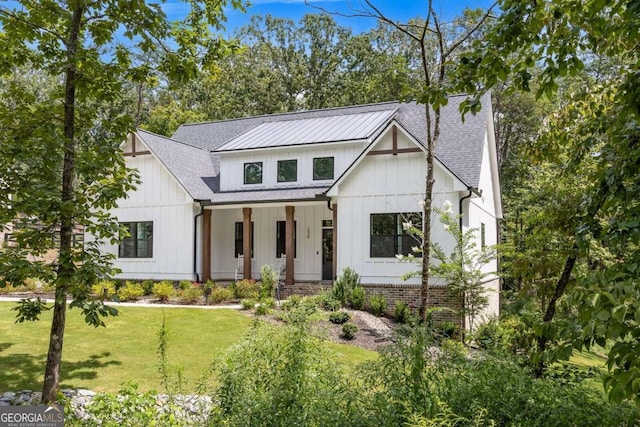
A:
[99,94,502,322]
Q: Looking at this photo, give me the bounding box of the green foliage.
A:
[473,315,537,363]
[141,280,154,296]
[260,264,278,299]
[11,298,50,323]
[329,311,351,325]
[212,321,362,426]
[438,321,459,339]
[369,294,387,317]
[117,281,144,302]
[394,300,410,323]
[332,267,366,309]
[315,289,341,311]
[255,303,268,316]
[152,281,175,303]
[341,322,358,339]
[240,299,255,310]
[178,280,192,291]
[91,280,116,298]
[179,285,203,304]
[208,287,234,304]
[232,279,259,299]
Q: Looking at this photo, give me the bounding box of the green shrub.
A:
[92,280,116,298]
[332,267,364,308]
[394,300,410,323]
[342,322,358,339]
[178,280,191,290]
[281,294,302,311]
[260,297,276,309]
[141,280,154,296]
[233,279,259,299]
[369,294,387,317]
[438,321,458,339]
[314,289,340,311]
[117,281,144,302]
[329,311,351,325]
[349,285,366,310]
[473,315,536,361]
[241,299,255,310]
[180,284,203,303]
[152,281,174,302]
[209,286,234,304]
[255,303,268,316]
[260,264,278,299]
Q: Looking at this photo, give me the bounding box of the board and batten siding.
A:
[207,203,331,281]
[98,139,198,281]
[217,143,363,192]
[334,127,460,285]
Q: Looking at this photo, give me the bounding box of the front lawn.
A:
[0,302,377,393]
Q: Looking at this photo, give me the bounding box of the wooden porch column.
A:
[332,203,337,280]
[202,209,212,282]
[285,205,295,286]
[243,207,252,279]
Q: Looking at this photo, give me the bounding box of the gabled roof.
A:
[135,130,218,201]
[214,109,396,152]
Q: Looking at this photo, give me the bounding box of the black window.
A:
[234,222,254,258]
[244,162,263,184]
[370,213,421,258]
[276,220,297,258]
[119,222,153,258]
[313,157,334,180]
[277,159,297,182]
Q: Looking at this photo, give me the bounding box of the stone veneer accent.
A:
[282,282,463,329]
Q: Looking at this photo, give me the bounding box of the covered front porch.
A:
[197,201,338,286]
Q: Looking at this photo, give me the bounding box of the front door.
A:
[322,228,333,280]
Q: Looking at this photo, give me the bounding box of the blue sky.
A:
[163,0,497,35]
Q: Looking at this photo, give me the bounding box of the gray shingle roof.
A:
[149,94,490,202]
[135,130,218,200]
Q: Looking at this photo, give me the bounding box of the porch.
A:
[198,201,338,285]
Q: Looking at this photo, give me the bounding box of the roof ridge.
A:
[176,100,400,128]
[136,129,206,150]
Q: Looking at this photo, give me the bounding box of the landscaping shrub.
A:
[212,321,363,426]
[473,314,536,361]
[178,280,191,290]
[349,285,366,310]
[208,286,234,304]
[255,303,268,316]
[233,279,259,299]
[152,281,174,302]
[180,284,203,304]
[91,280,116,298]
[341,322,358,339]
[394,300,410,323]
[141,280,154,296]
[281,294,302,311]
[260,264,278,299]
[332,267,366,309]
[438,321,458,339]
[369,294,387,317]
[117,281,144,302]
[260,297,276,309]
[315,289,341,311]
[241,299,255,310]
[329,311,351,325]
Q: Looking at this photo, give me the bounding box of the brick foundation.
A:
[282,282,463,329]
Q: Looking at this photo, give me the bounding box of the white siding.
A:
[209,203,331,281]
[97,139,197,281]
[218,143,363,192]
[335,128,458,285]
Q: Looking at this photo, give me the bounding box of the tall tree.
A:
[0,0,242,402]
[313,1,496,321]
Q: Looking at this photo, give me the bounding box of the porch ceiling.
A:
[204,186,330,206]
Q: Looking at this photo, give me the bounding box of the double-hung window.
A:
[370,213,422,258]
[119,221,153,258]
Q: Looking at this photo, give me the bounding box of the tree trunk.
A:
[419,140,435,321]
[42,4,83,403]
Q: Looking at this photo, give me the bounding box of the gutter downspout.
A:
[459,190,473,231]
[193,204,205,282]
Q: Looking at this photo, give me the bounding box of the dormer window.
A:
[277,159,297,182]
[244,162,263,184]
[313,157,334,180]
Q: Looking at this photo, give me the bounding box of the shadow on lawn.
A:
[0,348,121,391]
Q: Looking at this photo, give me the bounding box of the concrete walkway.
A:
[0,296,242,310]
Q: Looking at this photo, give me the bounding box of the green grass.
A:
[0,302,377,393]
